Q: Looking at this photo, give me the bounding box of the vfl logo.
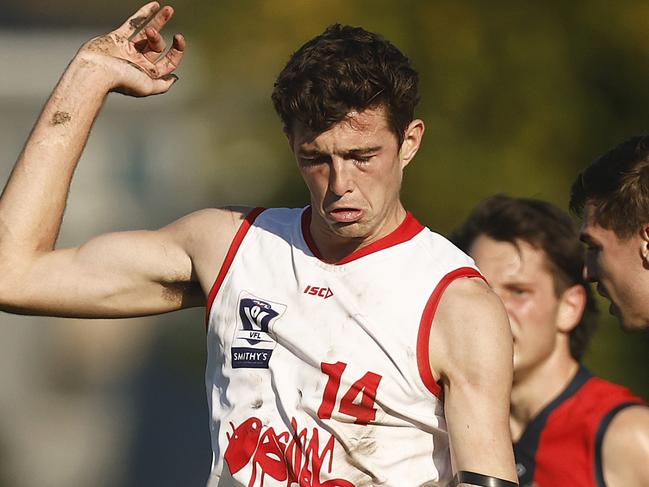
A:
[231,292,286,369]
[239,298,279,345]
[304,285,334,299]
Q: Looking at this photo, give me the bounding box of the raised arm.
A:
[428,277,518,487]
[0,4,242,318]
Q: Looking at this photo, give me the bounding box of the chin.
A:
[328,220,366,239]
[512,362,525,382]
[618,314,649,332]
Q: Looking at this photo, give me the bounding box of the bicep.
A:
[3,227,201,318]
[428,278,517,482]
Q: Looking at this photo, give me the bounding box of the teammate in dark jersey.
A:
[453,195,649,487]
[571,135,649,332]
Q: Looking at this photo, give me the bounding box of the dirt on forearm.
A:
[51,111,71,126]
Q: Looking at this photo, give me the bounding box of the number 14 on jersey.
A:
[317,361,383,425]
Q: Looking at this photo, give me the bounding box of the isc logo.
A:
[303,285,334,299]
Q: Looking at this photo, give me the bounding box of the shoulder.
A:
[602,404,649,485]
[605,404,649,441]
[434,277,508,337]
[160,206,255,246]
[578,374,644,405]
[415,227,477,269]
[428,276,512,382]
[605,403,649,437]
[156,206,259,289]
[167,205,254,228]
[436,273,495,306]
[171,206,307,251]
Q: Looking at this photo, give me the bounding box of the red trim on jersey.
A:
[416,267,485,398]
[205,207,265,329]
[301,207,425,265]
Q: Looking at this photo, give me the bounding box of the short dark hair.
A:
[452,195,597,361]
[570,135,649,239]
[271,24,419,146]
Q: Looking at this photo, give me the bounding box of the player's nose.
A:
[328,158,354,196]
[495,292,516,326]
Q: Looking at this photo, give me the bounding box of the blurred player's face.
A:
[581,203,649,330]
[470,236,568,381]
[289,107,423,256]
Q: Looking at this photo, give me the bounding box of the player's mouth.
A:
[327,208,363,223]
[596,285,609,300]
[597,286,618,315]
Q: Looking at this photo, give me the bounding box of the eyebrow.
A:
[503,280,535,288]
[297,146,382,158]
[344,146,381,156]
[297,148,326,158]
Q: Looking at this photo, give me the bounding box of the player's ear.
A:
[399,119,425,168]
[639,224,649,268]
[556,284,586,333]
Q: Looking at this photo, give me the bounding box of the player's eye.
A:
[509,287,530,297]
[352,155,374,165]
[299,156,328,166]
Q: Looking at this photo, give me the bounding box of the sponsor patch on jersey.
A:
[231,291,286,369]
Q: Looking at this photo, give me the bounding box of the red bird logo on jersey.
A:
[303,285,334,299]
[224,416,353,487]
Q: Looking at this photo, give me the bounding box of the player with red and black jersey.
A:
[453,195,649,487]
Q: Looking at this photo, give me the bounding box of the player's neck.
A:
[308,204,407,263]
[510,352,580,441]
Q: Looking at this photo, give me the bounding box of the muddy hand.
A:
[79,2,185,96]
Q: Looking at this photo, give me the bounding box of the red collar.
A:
[301,207,424,265]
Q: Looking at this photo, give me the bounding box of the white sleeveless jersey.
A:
[204,207,481,487]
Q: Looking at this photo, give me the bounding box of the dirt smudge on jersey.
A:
[346,425,378,457]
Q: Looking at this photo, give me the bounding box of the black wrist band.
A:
[449,470,519,487]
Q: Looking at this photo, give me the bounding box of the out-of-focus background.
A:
[1,1,648,485]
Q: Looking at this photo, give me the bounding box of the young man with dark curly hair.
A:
[0,3,517,485]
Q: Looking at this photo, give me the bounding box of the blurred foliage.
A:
[4,0,648,402]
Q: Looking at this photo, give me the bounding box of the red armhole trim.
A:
[416,267,486,398]
[205,207,265,330]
